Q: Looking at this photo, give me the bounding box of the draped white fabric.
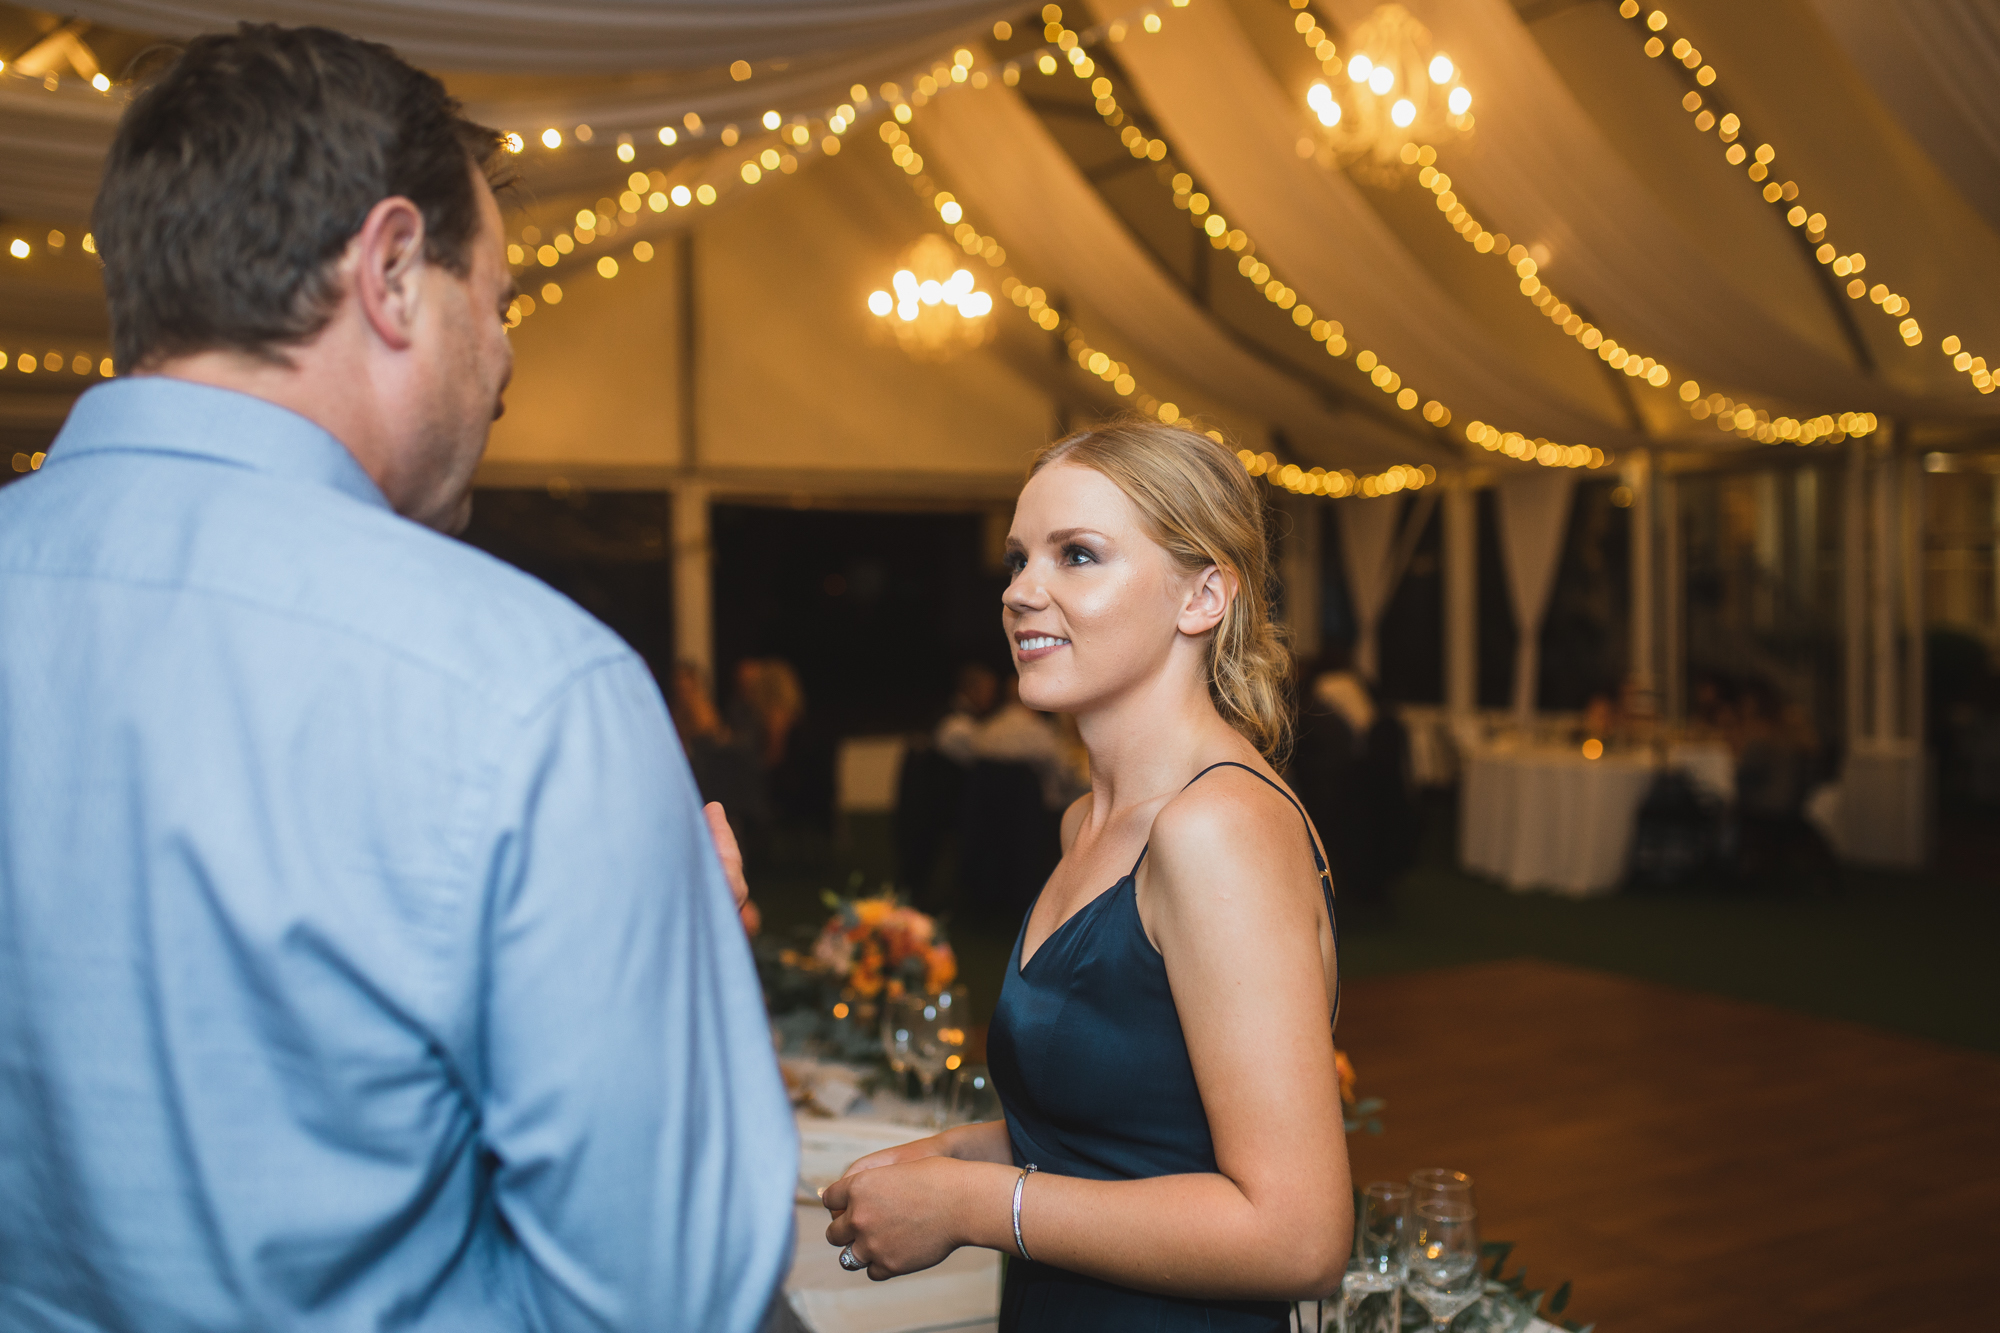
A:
[1335,494,1402,679]
[57,0,1020,73]
[1095,0,1634,453]
[917,80,1448,468]
[1320,0,1886,414]
[1815,0,2000,241]
[1495,470,1576,719]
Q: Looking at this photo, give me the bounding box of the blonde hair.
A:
[1031,418,1291,758]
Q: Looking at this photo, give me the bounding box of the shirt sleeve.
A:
[475,652,797,1333]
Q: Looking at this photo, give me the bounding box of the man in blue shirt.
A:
[0,25,797,1332]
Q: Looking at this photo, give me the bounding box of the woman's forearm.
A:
[936,1117,1014,1164]
[951,1167,1350,1300]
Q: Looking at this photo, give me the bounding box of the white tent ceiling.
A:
[3,0,1997,476]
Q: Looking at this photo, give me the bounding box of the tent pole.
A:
[1443,476,1476,721]
[1627,449,1656,716]
[1281,494,1322,663]
[1871,432,1899,742]
[671,231,713,678]
[1660,472,1684,723]
[1843,433,1868,747]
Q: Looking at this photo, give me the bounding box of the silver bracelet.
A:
[1012,1164,1039,1262]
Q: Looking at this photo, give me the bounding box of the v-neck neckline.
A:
[1015,869,1136,976]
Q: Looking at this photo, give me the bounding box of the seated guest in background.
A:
[1288,644,1418,924]
[894,662,997,907]
[0,27,792,1332]
[731,656,807,774]
[674,658,773,863]
[939,675,1077,810]
[824,420,1353,1330]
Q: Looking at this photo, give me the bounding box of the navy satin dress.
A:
[987,763,1340,1331]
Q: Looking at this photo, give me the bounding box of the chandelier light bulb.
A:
[762,110,781,130]
[540,128,561,148]
[918,279,943,305]
[1318,101,1342,127]
[1391,98,1416,126]
[868,290,893,316]
[1448,86,1472,114]
[940,201,963,224]
[1307,82,1333,110]
[892,269,918,297]
[1348,53,1373,83]
[959,291,993,317]
[1429,54,1454,84]
[1368,64,1395,95]
[897,301,918,321]
[944,269,975,301]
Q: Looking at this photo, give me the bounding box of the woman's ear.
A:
[1177,563,1237,637]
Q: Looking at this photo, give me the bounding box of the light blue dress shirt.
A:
[0,379,797,1332]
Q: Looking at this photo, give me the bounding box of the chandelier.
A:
[1305,3,1473,183]
[866,234,995,361]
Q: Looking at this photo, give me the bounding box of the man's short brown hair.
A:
[95,24,502,372]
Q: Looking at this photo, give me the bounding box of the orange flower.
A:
[925,943,958,994]
[1335,1049,1358,1106]
[854,897,893,928]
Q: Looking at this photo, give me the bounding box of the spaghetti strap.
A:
[1181,760,1341,1028]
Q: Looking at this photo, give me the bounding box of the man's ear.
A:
[349,195,427,352]
[1178,563,1237,637]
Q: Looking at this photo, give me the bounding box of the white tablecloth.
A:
[777,1118,1574,1333]
[783,1116,1000,1333]
[1459,746,1660,896]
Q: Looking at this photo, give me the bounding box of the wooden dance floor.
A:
[1337,960,1999,1333]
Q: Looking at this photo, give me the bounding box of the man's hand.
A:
[703,802,759,934]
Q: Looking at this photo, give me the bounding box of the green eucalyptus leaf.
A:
[1550,1281,1572,1314]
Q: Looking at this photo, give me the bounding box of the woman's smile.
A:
[1015,632,1071,661]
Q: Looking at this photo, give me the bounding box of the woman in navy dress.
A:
[823,421,1353,1329]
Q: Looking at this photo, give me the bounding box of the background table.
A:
[1459,745,1661,896]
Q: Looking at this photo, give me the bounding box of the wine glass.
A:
[885,991,958,1125]
[1402,1201,1483,1332]
[1339,1183,1406,1333]
[1407,1168,1474,1211]
[949,1062,1000,1125]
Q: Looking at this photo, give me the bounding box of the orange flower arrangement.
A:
[805,890,956,1001]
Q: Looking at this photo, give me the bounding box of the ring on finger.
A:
[839,1245,865,1272]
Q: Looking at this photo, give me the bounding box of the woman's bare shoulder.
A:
[1143,761,1312,901]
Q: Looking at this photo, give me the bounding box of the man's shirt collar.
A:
[49,376,391,511]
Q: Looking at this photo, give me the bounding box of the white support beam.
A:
[1871,436,1900,742]
[1281,495,1322,661]
[1627,450,1656,715]
[672,483,713,678]
[1843,435,1868,747]
[1660,474,1685,723]
[1443,477,1477,719]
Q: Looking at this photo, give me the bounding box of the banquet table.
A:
[773,1110,1569,1333]
[1460,744,1664,896]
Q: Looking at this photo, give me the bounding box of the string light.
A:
[1276,2,1876,444]
[880,20,1435,499]
[1290,0,1472,180]
[1614,1,1965,392]
[1067,16,1596,479]
[1394,137,1877,442]
[0,345,113,381]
